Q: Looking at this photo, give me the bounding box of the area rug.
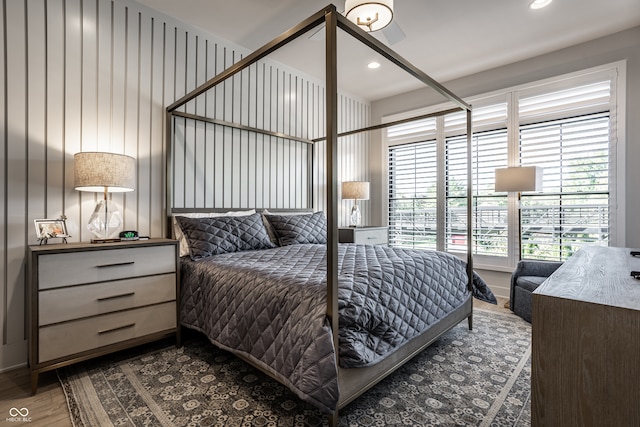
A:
[58,309,531,426]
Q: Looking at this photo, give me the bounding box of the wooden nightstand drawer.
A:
[339,227,388,245]
[38,244,175,290]
[38,301,176,362]
[39,273,176,326]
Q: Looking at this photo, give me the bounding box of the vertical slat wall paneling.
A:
[203,41,215,208]
[256,63,266,208]
[241,67,251,209]
[136,14,151,234]
[173,28,185,209]
[194,36,206,209]
[0,0,370,369]
[183,32,195,208]
[5,0,27,348]
[163,23,176,213]
[26,1,45,345]
[64,0,82,240]
[0,0,6,353]
[122,8,139,231]
[247,63,257,208]
[110,3,126,167]
[149,18,164,237]
[27,2,46,248]
[45,0,65,222]
[213,46,225,208]
[80,0,98,234]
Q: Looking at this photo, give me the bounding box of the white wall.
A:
[0,0,370,371]
[370,26,640,297]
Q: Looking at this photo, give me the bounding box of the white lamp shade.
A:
[342,181,370,200]
[494,166,543,193]
[345,0,393,32]
[74,152,136,193]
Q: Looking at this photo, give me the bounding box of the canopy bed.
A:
[165,5,490,426]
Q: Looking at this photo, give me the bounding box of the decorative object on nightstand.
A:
[341,181,370,227]
[34,216,70,245]
[27,238,179,394]
[339,226,388,245]
[74,152,136,242]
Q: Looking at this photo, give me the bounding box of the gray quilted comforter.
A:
[180,243,495,413]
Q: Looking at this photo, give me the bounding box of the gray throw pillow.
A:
[264,211,327,246]
[176,212,275,260]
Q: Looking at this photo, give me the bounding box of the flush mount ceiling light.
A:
[529,0,552,9]
[368,61,381,69]
[345,0,394,32]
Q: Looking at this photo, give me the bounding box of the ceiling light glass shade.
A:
[74,152,136,240]
[529,0,552,10]
[345,0,394,32]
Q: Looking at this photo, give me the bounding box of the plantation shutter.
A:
[387,118,437,249]
[444,103,508,255]
[518,79,612,260]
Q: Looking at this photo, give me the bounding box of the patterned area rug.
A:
[58,309,531,426]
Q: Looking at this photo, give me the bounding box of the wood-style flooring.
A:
[0,296,510,426]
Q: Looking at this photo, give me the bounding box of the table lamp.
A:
[74,152,136,242]
[495,166,543,259]
[341,181,370,227]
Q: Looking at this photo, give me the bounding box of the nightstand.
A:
[338,226,388,245]
[27,238,179,394]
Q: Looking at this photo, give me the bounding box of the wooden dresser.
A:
[531,246,640,426]
[27,238,179,394]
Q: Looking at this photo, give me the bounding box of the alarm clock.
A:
[119,230,139,240]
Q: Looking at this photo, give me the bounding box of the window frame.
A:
[383,62,626,271]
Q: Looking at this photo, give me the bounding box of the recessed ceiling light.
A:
[529,0,552,9]
[368,61,381,69]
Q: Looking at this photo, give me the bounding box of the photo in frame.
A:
[34,218,70,243]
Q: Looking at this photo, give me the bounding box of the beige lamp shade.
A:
[495,166,543,193]
[74,152,136,193]
[345,0,393,32]
[342,181,370,200]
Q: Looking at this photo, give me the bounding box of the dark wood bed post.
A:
[466,108,474,331]
[324,8,340,427]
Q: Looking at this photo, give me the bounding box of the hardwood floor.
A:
[0,296,510,426]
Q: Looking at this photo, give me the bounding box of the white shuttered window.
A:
[385,64,624,266]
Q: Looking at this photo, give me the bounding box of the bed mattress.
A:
[180,243,495,413]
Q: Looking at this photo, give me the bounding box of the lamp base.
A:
[87,199,124,240]
[349,203,362,227]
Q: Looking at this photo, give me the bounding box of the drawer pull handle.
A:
[367,236,376,239]
[97,292,135,302]
[96,261,135,269]
[98,323,135,334]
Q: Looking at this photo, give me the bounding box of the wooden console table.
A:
[532,246,640,426]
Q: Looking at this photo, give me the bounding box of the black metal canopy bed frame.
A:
[166,5,475,426]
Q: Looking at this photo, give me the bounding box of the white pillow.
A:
[172,210,256,257]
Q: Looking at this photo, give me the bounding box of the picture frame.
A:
[34,218,70,244]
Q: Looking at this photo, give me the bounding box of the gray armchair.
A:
[510,260,563,322]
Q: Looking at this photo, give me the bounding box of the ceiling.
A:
[133,0,640,102]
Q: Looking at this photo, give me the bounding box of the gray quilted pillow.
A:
[176,213,275,260]
[265,211,327,246]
